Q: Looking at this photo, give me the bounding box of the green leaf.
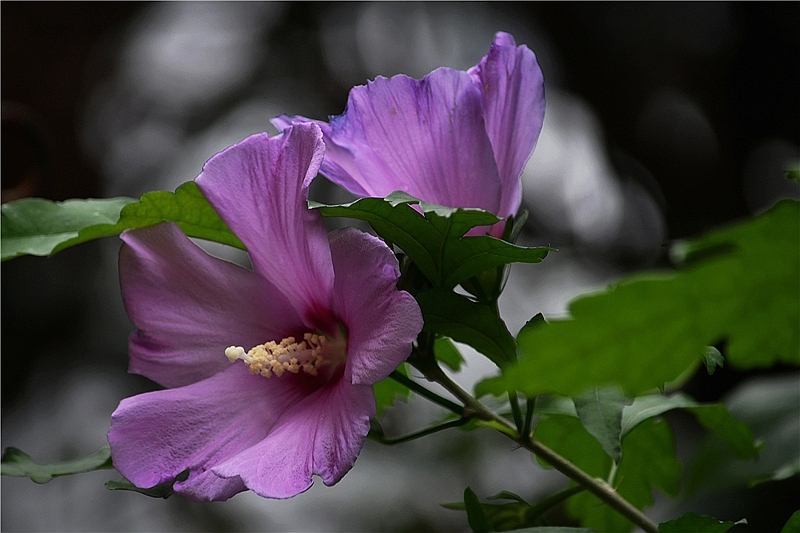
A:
[464,487,493,533]
[535,415,680,532]
[445,491,534,532]
[781,510,800,533]
[105,469,190,499]
[75,181,244,251]
[444,489,591,532]
[416,288,516,367]
[1,197,135,260]
[478,200,799,399]
[621,393,760,460]
[315,192,551,289]
[573,387,630,464]
[688,374,798,494]
[374,363,412,418]
[1,181,245,261]
[434,336,465,371]
[658,512,747,532]
[1,446,113,483]
[537,392,758,467]
[703,346,724,375]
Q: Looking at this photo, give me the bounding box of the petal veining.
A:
[196,123,335,328]
[468,31,545,218]
[275,69,503,215]
[328,228,422,385]
[119,222,303,388]
[212,378,375,498]
[108,364,315,502]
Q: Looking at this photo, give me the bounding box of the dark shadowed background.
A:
[3,2,798,531]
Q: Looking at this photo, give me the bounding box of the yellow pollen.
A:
[225,333,327,378]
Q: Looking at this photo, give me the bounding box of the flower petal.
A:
[120,222,303,388]
[272,115,374,198]
[327,228,422,385]
[195,123,336,328]
[468,31,545,218]
[274,69,503,214]
[212,378,375,497]
[108,364,315,502]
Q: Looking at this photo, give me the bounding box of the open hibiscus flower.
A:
[273,32,545,237]
[107,122,423,501]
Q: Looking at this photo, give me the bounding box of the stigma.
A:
[225,333,328,378]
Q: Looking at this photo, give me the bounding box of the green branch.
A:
[413,358,659,533]
[389,370,465,415]
[369,418,471,445]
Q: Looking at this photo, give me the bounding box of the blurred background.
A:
[2,2,798,531]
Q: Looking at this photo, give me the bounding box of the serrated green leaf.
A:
[315,192,551,289]
[416,288,516,367]
[464,487,493,533]
[781,510,800,532]
[658,512,747,532]
[105,469,189,499]
[1,197,135,260]
[532,416,610,513]
[1,446,113,483]
[478,200,799,399]
[535,415,680,532]
[517,313,547,339]
[434,336,465,371]
[1,182,245,261]
[374,362,411,418]
[621,393,759,460]
[573,387,631,464]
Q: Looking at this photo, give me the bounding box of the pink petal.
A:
[213,378,375,497]
[195,123,336,329]
[108,364,316,502]
[328,228,422,385]
[271,114,374,199]
[119,223,303,388]
[468,31,545,218]
[274,69,503,215]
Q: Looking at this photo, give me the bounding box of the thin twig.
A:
[369,417,471,445]
[418,362,659,533]
[389,370,464,415]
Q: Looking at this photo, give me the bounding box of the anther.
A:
[225,333,327,378]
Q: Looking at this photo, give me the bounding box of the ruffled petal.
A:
[212,378,374,497]
[195,123,336,328]
[119,222,303,388]
[327,228,422,385]
[468,31,545,218]
[275,70,503,214]
[108,364,315,502]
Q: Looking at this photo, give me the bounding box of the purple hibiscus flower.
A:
[107,122,423,501]
[273,32,544,237]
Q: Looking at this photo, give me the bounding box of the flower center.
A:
[225,332,345,379]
